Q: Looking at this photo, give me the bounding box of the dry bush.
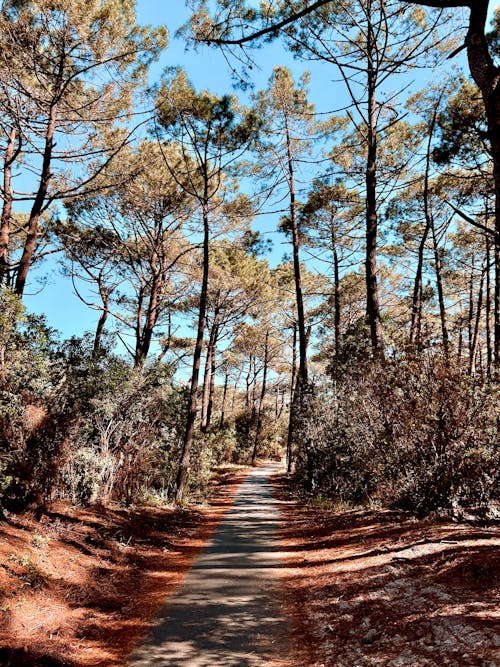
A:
[293,352,499,514]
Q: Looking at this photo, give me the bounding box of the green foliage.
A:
[0,313,191,509]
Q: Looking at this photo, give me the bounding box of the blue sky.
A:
[22,1,496,349]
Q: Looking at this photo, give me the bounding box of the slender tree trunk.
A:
[137,273,163,369]
[134,285,145,367]
[365,17,384,358]
[176,201,210,503]
[245,355,253,410]
[206,334,217,430]
[278,387,285,419]
[15,103,58,296]
[458,317,463,364]
[331,221,341,357]
[252,329,269,466]
[93,283,110,359]
[486,233,493,378]
[467,255,475,361]
[201,310,219,432]
[158,309,173,363]
[462,0,500,370]
[286,321,297,474]
[431,220,449,354]
[284,119,308,385]
[219,366,229,429]
[470,261,486,375]
[135,272,163,369]
[411,100,441,347]
[0,128,17,285]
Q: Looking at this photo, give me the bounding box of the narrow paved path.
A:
[128,467,291,667]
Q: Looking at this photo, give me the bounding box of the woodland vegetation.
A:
[0,0,498,518]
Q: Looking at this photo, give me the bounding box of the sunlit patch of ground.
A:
[0,466,249,667]
[274,475,499,667]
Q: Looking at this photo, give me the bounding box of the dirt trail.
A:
[1,469,497,667]
[128,467,292,667]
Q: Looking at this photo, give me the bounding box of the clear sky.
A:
[22,1,496,350]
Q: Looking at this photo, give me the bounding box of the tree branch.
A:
[201,0,334,46]
[444,199,494,236]
[402,1,471,7]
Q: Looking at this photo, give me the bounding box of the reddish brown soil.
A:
[274,474,499,667]
[0,467,249,667]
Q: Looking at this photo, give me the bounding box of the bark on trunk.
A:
[411,100,440,347]
[431,220,449,354]
[285,118,308,385]
[219,366,229,429]
[463,0,500,370]
[93,282,110,359]
[332,222,341,357]
[469,261,486,375]
[0,128,17,285]
[206,337,217,430]
[201,309,219,432]
[286,321,298,474]
[176,202,210,503]
[365,18,384,358]
[486,233,492,377]
[15,103,58,296]
[252,329,269,466]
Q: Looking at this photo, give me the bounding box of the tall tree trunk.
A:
[365,16,384,358]
[136,274,162,369]
[278,386,285,419]
[469,261,486,375]
[411,99,441,347]
[467,255,475,361]
[284,118,308,386]
[176,201,210,503]
[219,366,229,429]
[286,321,297,474]
[486,233,492,378]
[93,283,110,359]
[458,317,463,364]
[252,329,269,465]
[245,355,253,410]
[0,127,17,286]
[431,219,449,355]
[206,334,217,431]
[15,102,58,296]
[201,309,219,432]
[331,221,341,357]
[463,0,500,370]
[134,285,145,367]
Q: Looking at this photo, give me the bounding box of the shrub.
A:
[292,352,499,514]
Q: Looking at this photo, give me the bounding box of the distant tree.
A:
[61,142,195,367]
[187,0,456,358]
[157,69,260,501]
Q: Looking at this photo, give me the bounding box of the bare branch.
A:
[444,199,495,237]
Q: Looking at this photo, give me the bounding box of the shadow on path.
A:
[127,467,291,667]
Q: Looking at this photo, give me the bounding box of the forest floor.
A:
[0,467,249,667]
[0,467,498,667]
[275,474,500,667]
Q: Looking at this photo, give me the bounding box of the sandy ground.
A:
[274,474,499,667]
[0,468,498,667]
[0,467,249,667]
